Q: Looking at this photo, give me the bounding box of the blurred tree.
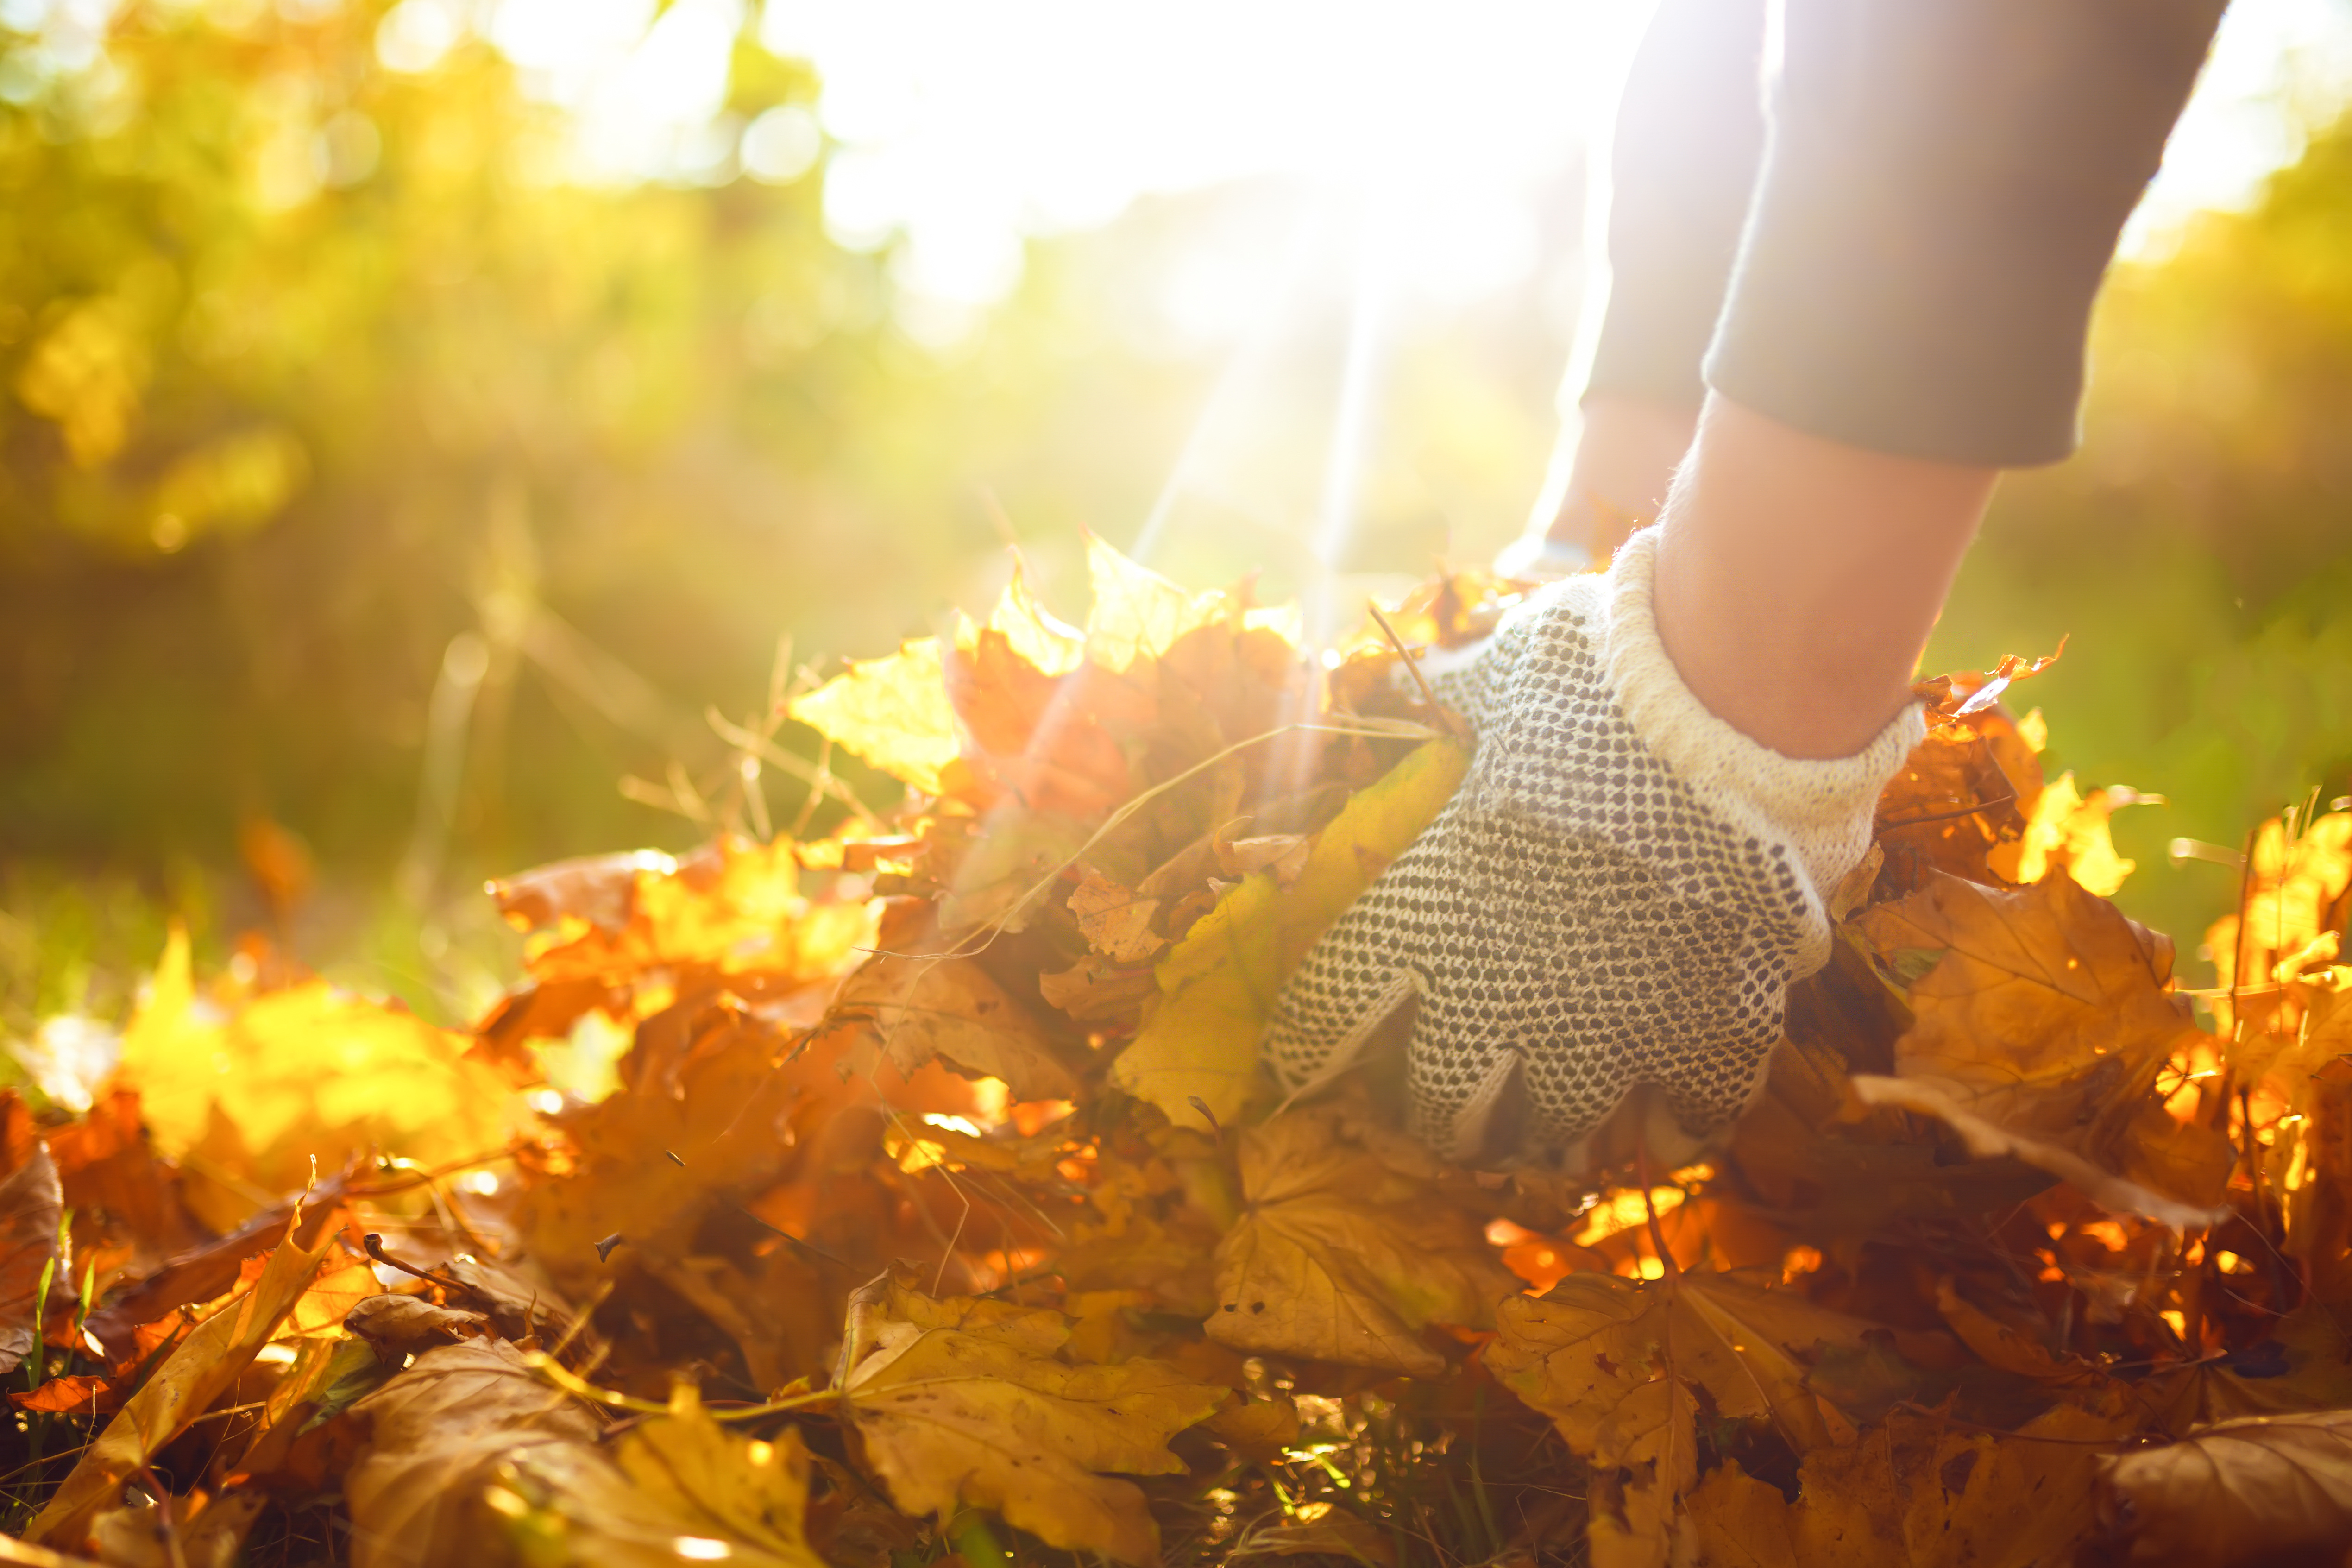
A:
[1928,113,2352,954]
[0,0,1213,888]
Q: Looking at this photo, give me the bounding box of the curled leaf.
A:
[2095,1410,2352,1568]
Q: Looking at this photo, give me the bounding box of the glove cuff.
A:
[1601,526,1922,942]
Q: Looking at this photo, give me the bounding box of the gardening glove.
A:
[1263,525,1923,1168]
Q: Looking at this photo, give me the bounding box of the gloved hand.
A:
[1263,526,1923,1168]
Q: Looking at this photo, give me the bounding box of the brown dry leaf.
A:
[1204,1396,1302,1462]
[835,1266,1228,1565]
[1684,1400,2131,1567]
[831,949,1081,1103]
[0,1112,62,1378]
[112,928,514,1231]
[48,1088,203,1271]
[1112,738,1469,1130]
[1873,704,2044,890]
[1931,1277,2093,1383]
[1232,1504,1397,1566]
[1038,955,1159,1023]
[25,1201,339,1548]
[789,636,962,795]
[1850,871,2228,1226]
[1070,868,1166,963]
[1206,1102,1519,1377]
[343,1293,489,1354]
[82,1182,345,1364]
[1488,1269,1880,1568]
[342,1338,600,1568]
[2094,1410,2352,1567]
[91,1492,265,1568]
[496,1384,826,1568]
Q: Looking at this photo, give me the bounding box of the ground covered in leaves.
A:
[2,542,2351,1568]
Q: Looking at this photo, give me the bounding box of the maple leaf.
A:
[1111,737,1469,1130]
[25,1199,340,1548]
[497,1383,827,1568]
[830,945,1083,1103]
[1069,866,1167,963]
[788,636,962,795]
[1683,1400,2134,1567]
[341,1339,601,1568]
[2095,1410,2352,1568]
[1082,531,1233,673]
[834,1266,1228,1565]
[1205,1101,1518,1377]
[1487,1268,1880,1568]
[1986,770,2154,896]
[113,928,516,1231]
[1873,700,2045,892]
[1850,871,2230,1226]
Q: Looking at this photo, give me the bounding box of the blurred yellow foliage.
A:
[115,927,514,1228]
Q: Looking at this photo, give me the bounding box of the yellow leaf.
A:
[25,1202,338,1547]
[1487,1270,1880,1568]
[1990,770,2145,896]
[1850,871,2227,1227]
[113,930,516,1231]
[1111,739,1469,1131]
[2095,1409,2352,1567]
[789,636,961,794]
[498,1384,827,1568]
[836,1267,1228,1566]
[1206,1102,1517,1377]
[1684,1401,2131,1567]
[1083,532,1226,673]
[342,1339,600,1568]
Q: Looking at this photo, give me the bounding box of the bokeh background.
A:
[5,0,2352,1040]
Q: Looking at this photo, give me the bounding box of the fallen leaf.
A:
[835,1266,1227,1565]
[1069,868,1165,963]
[1083,532,1228,674]
[789,637,962,795]
[2096,1410,2352,1567]
[1489,1267,1882,1566]
[112,930,515,1231]
[1988,771,2150,896]
[1037,955,1159,1023]
[497,1383,827,1568]
[91,1491,265,1568]
[1203,1396,1301,1462]
[25,1200,339,1548]
[12,1374,121,1416]
[1206,1102,1519,1377]
[1851,871,2228,1226]
[342,1338,600,1568]
[1232,1504,1397,1566]
[344,1293,489,1354]
[1112,738,1469,1130]
[830,947,1082,1103]
[83,1180,347,1364]
[0,1111,63,1378]
[1684,1400,2130,1567]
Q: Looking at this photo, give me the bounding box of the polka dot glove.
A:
[1263,527,1923,1168]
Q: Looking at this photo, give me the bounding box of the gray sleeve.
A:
[1581,0,1767,415]
[1704,0,2228,466]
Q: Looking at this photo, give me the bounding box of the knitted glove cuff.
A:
[1602,525,1923,936]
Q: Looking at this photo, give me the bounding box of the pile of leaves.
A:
[3,539,2351,1568]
